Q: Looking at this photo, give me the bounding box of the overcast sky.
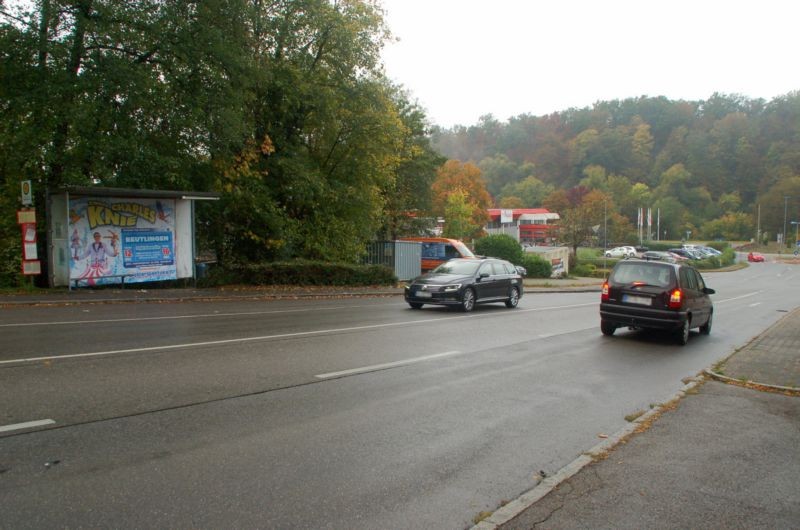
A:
[379,0,800,128]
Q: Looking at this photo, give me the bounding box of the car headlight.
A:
[443,284,461,292]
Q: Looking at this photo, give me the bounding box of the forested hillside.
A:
[431,93,800,244]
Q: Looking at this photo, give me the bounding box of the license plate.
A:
[623,294,651,306]
[416,291,432,298]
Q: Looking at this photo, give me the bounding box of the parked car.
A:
[600,258,715,345]
[404,258,523,312]
[668,248,705,260]
[699,246,722,256]
[747,252,765,262]
[604,246,637,258]
[641,250,682,262]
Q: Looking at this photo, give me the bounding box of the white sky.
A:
[379,0,800,128]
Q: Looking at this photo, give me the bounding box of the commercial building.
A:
[485,208,560,245]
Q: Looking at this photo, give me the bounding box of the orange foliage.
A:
[431,160,492,228]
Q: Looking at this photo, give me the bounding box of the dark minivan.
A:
[600,259,715,345]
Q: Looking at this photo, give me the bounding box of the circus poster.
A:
[68,196,177,285]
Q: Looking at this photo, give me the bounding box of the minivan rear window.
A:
[610,262,673,288]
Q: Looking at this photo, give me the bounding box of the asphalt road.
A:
[1,262,798,528]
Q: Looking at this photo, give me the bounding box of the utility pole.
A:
[783,196,790,247]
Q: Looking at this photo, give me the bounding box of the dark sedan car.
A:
[600,259,715,345]
[404,258,523,311]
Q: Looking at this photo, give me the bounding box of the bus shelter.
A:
[47,186,219,288]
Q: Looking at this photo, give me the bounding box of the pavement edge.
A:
[471,379,703,530]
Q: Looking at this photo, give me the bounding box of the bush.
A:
[519,254,552,278]
[474,234,523,264]
[201,260,397,287]
[571,263,596,277]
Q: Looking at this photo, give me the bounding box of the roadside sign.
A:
[17,208,36,224]
[21,180,32,206]
[22,260,41,275]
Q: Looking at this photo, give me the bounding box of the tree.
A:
[499,175,554,208]
[442,190,477,241]
[431,160,492,238]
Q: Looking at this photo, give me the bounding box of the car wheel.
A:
[601,320,616,336]
[700,312,712,335]
[604,252,611,258]
[505,286,520,308]
[677,319,690,345]
[460,288,475,312]
[409,302,423,310]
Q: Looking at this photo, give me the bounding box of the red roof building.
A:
[486,208,560,244]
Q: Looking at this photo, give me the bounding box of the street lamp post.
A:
[783,196,790,247]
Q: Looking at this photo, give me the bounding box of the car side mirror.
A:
[479,272,490,279]
[704,287,715,295]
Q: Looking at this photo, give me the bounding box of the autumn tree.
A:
[442,190,478,241]
[431,160,492,239]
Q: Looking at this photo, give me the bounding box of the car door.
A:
[679,266,708,326]
[474,262,499,300]
[691,268,713,325]
[490,260,512,298]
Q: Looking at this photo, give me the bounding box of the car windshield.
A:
[610,262,672,288]
[432,260,480,275]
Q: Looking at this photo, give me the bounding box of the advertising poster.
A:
[68,197,177,285]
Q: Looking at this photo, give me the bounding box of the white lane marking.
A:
[315,350,462,379]
[0,305,363,328]
[538,325,597,339]
[1,302,598,366]
[0,419,56,433]
[714,291,761,304]
[748,302,762,307]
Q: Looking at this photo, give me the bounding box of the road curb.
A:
[703,369,800,394]
[471,379,702,529]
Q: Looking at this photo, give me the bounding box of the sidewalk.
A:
[477,308,800,529]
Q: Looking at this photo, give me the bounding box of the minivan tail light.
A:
[668,288,683,309]
[601,282,610,302]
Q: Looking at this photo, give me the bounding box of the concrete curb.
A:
[471,379,703,529]
[703,369,800,394]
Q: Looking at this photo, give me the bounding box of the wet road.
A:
[1,262,798,528]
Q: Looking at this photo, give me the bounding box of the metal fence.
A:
[363,241,421,281]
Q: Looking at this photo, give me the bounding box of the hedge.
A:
[201,260,397,287]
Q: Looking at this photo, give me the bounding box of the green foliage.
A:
[202,260,397,287]
[474,234,523,263]
[1,0,443,275]
[442,190,478,241]
[571,262,597,277]
[519,253,552,278]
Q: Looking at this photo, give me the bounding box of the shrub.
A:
[519,254,552,278]
[572,263,596,277]
[201,260,397,287]
[474,234,523,264]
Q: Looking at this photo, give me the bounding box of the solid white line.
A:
[315,351,462,379]
[748,302,762,307]
[0,419,56,433]
[1,302,597,366]
[537,325,596,339]
[714,291,761,304]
